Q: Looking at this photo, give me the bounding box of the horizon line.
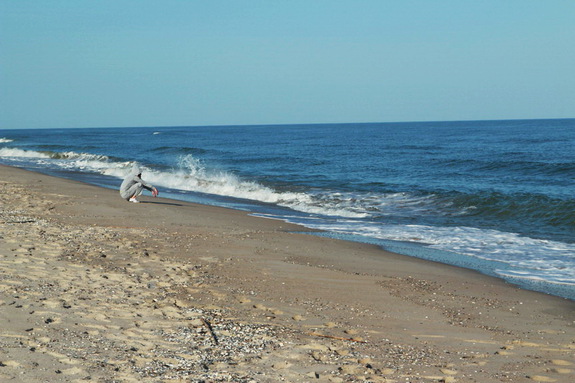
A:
[2,116,574,131]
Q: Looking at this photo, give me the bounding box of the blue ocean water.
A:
[2,119,574,300]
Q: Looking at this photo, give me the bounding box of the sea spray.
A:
[138,154,368,218]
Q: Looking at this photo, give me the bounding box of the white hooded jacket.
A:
[119,166,155,200]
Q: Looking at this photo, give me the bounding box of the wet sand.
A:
[1,164,574,382]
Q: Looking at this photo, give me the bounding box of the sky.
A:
[1,0,574,129]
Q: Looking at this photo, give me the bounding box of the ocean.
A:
[1,119,574,300]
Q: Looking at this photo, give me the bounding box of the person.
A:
[120,165,158,203]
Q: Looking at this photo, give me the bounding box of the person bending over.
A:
[120,165,158,203]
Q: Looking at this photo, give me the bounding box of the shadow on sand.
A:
[140,201,184,207]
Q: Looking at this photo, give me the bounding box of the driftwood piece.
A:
[201,318,219,345]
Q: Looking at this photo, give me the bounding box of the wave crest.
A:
[0,147,51,158]
[144,154,367,218]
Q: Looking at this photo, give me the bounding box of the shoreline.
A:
[1,164,574,382]
[9,162,575,302]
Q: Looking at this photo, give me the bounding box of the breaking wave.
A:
[0,147,51,158]
[123,155,369,218]
[0,148,367,218]
[2,120,575,300]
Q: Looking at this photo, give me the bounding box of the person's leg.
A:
[125,183,144,202]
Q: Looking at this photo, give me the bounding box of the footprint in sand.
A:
[36,336,51,343]
[339,365,363,375]
[358,357,372,365]
[529,376,557,382]
[272,361,293,370]
[440,368,458,375]
[343,328,364,341]
[310,351,324,362]
[0,360,20,368]
[513,340,542,347]
[61,367,84,375]
[538,329,564,335]
[547,368,573,374]
[41,299,62,309]
[551,360,573,366]
[251,303,282,318]
[380,368,395,375]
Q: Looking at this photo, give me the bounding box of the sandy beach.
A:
[1,164,574,383]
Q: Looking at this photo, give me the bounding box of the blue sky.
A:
[1,1,574,129]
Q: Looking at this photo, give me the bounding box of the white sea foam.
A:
[302,219,575,286]
[13,150,365,218]
[131,155,367,218]
[4,148,574,288]
[0,147,50,158]
[2,145,574,296]
[52,151,110,161]
[496,269,575,285]
[0,148,446,219]
[0,138,14,143]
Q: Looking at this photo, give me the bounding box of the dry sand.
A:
[1,164,574,383]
